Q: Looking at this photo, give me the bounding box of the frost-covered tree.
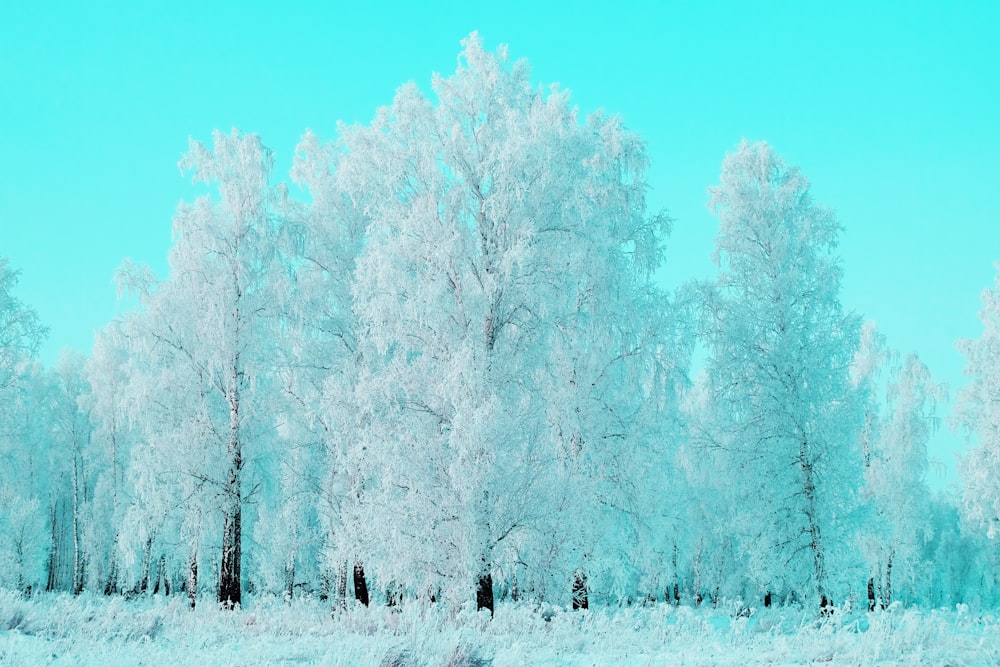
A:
[863,352,944,607]
[0,259,48,592]
[0,259,46,392]
[958,267,1000,543]
[339,33,671,612]
[256,129,369,604]
[49,352,96,595]
[703,140,864,608]
[116,130,289,607]
[82,324,137,594]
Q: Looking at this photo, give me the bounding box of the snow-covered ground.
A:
[1,592,998,666]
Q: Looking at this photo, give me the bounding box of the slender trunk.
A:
[106,426,119,596]
[799,441,826,606]
[334,561,347,609]
[353,562,369,606]
[764,591,772,607]
[72,458,82,595]
[883,550,894,608]
[188,547,198,610]
[47,504,57,592]
[219,358,243,609]
[285,557,295,603]
[671,544,680,606]
[868,577,876,612]
[511,571,520,603]
[572,571,588,610]
[140,536,151,594]
[694,546,703,606]
[104,533,119,595]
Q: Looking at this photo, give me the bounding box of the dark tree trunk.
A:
[46,505,58,592]
[188,547,198,610]
[219,361,243,610]
[104,534,119,596]
[883,550,894,609]
[511,572,520,603]
[820,595,833,616]
[868,577,876,612]
[572,572,588,610]
[139,536,152,594]
[218,430,242,609]
[353,562,369,606]
[285,559,295,602]
[386,583,402,607]
[672,582,680,606]
[476,572,494,617]
[764,591,772,608]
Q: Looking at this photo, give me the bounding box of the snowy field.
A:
[2,593,998,666]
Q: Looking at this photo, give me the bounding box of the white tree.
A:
[703,140,865,608]
[863,350,944,607]
[83,323,140,594]
[0,259,48,592]
[958,266,1000,543]
[116,130,288,607]
[339,33,670,612]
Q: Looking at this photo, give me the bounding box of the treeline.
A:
[2,35,1000,615]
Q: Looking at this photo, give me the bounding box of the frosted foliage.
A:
[339,32,671,603]
[863,350,943,603]
[704,141,864,602]
[958,268,1000,539]
[112,130,289,602]
[0,258,46,391]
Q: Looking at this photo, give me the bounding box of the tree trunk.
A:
[476,572,494,617]
[868,577,876,611]
[799,443,827,605]
[764,591,772,607]
[104,533,119,595]
[188,547,198,610]
[219,357,243,609]
[353,562,369,606]
[883,550,894,609]
[572,571,588,610]
[140,536,152,594]
[334,561,347,609]
[694,547,703,606]
[285,557,295,603]
[47,504,58,592]
[72,458,83,595]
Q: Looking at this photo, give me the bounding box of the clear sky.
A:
[2,1,998,487]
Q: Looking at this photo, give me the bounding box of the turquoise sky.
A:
[2,2,998,487]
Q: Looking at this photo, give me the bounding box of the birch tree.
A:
[340,33,670,612]
[117,130,288,607]
[703,140,864,608]
[0,259,48,592]
[864,352,943,607]
[958,267,1000,543]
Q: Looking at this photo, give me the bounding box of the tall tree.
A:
[340,33,670,612]
[863,352,944,607]
[957,266,1000,543]
[0,260,49,593]
[116,130,288,607]
[703,140,864,608]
